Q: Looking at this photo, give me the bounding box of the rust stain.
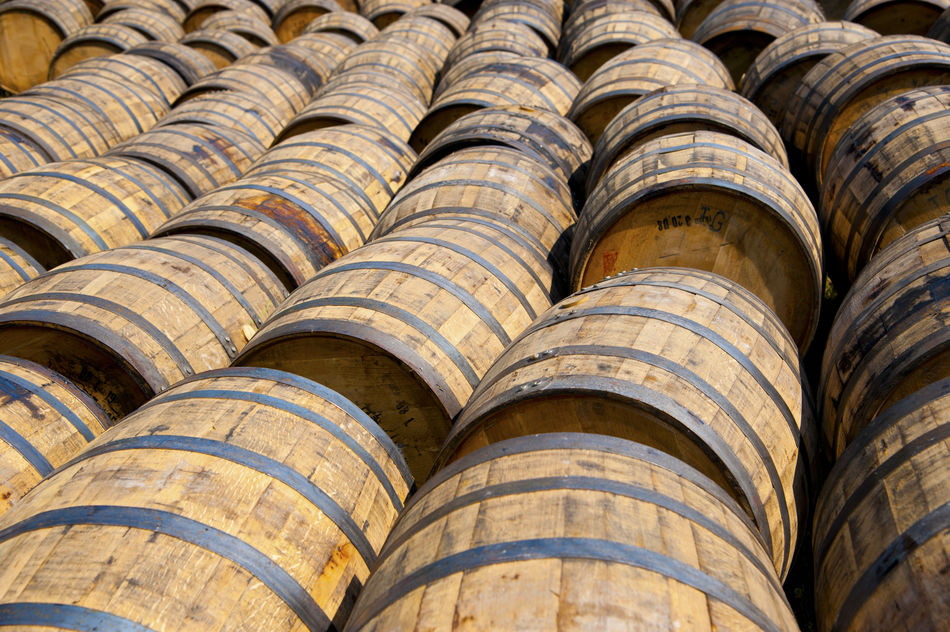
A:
[602,250,618,277]
[238,192,345,266]
[925,162,950,176]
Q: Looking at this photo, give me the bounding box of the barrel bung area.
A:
[1,0,950,629]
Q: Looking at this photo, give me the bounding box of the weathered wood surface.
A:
[442,268,814,580]
[404,3,469,35]
[97,0,187,23]
[0,367,412,631]
[0,234,286,418]
[820,215,950,457]
[235,219,558,481]
[183,0,270,31]
[0,156,190,268]
[814,378,950,632]
[174,63,310,117]
[740,21,877,126]
[0,239,44,300]
[471,0,563,52]
[99,6,185,41]
[0,356,108,518]
[47,23,148,79]
[360,0,430,28]
[272,0,342,42]
[156,90,289,147]
[201,10,280,46]
[236,43,333,95]
[124,41,219,85]
[567,38,734,145]
[58,52,187,107]
[441,20,547,73]
[0,129,51,178]
[572,130,822,352]
[347,434,799,632]
[181,28,260,67]
[332,35,444,104]
[302,11,379,42]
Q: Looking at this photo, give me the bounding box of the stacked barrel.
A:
[0,0,949,630]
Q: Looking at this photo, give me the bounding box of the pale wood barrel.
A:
[0,0,93,93]
[235,219,558,481]
[99,6,186,41]
[433,49,523,99]
[572,130,822,352]
[0,238,44,299]
[586,85,789,193]
[58,52,188,107]
[346,433,799,632]
[281,78,427,142]
[441,20,548,72]
[379,16,456,63]
[845,0,949,34]
[0,130,48,177]
[0,235,286,419]
[107,123,267,198]
[739,21,878,127]
[821,85,950,283]
[409,105,593,200]
[302,11,379,42]
[820,215,950,457]
[471,0,562,52]
[97,0,187,23]
[248,125,416,217]
[47,23,148,79]
[240,44,331,95]
[201,9,280,45]
[404,2,469,35]
[557,10,679,82]
[175,63,310,115]
[181,27,261,67]
[360,0,430,28]
[563,0,665,46]
[442,267,814,580]
[813,378,950,632]
[157,90,289,146]
[0,156,190,267]
[0,366,412,631]
[410,57,582,152]
[567,38,734,145]
[332,36,443,104]
[634,0,674,20]
[780,34,950,190]
[690,0,823,85]
[272,0,342,42]
[371,145,576,279]
[125,40,219,84]
[184,0,270,31]
[0,355,108,518]
[291,31,358,67]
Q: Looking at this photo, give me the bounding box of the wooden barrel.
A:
[183,0,270,31]
[409,105,593,201]
[433,49,522,99]
[371,145,576,280]
[410,57,582,152]
[0,93,121,162]
[281,78,427,142]
[107,123,266,198]
[675,0,726,38]
[471,0,562,52]
[272,0,341,42]
[124,40,219,85]
[0,0,93,93]
[820,215,950,458]
[346,433,798,631]
[557,10,679,82]
[175,64,310,119]
[235,44,331,96]
[48,23,149,78]
[97,0,187,23]
[0,129,48,177]
[0,156,190,268]
[247,125,416,217]
[586,85,788,194]
[153,173,378,289]
[441,267,814,580]
[98,6,185,41]
[929,5,950,40]
[820,86,950,283]
[302,11,379,42]
[562,0,665,47]
[181,27,260,67]
[690,0,823,85]
[57,52,187,107]
[235,219,558,481]
[813,378,950,632]
[289,31,356,67]
[0,366,412,631]
[441,20,548,72]
[781,35,950,191]
[572,131,822,352]
[379,16,457,63]
[360,0,430,28]
[331,36,442,104]
[845,0,949,34]
[0,237,44,298]
[404,2,469,35]
[567,38,734,145]
[739,21,878,127]
[0,355,108,517]
[0,235,286,418]
[156,90,287,147]
[201,9,280,45]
